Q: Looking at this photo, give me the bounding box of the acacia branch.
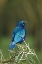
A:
[0,42,41,64]
[2,56,15,63]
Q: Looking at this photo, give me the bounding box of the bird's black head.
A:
[18,20,26,28]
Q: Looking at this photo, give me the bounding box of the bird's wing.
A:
[9,27,20,49]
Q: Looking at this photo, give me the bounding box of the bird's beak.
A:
[24,21,27,23]
[25,22,26,23]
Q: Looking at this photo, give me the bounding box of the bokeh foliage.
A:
[0,0,42,50]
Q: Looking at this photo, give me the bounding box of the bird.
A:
[9,20,26,49]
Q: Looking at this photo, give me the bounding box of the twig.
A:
[2,56,15,63]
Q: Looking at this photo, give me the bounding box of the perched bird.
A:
[9,21,26,49]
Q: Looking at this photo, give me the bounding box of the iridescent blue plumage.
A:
[9,21,26,49]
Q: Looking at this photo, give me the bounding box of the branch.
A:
[2,56,15,63]
[0,41,41,64]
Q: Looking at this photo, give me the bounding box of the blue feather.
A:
[9,42,16,49]
[9,21,26,49]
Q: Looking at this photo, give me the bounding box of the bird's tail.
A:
[9,42,16,49]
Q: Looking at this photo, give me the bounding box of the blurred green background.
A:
[0,0,42,64]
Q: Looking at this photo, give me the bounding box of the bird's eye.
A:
[22,22,25,24]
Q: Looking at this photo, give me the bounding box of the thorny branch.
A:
[0,41,41,64]
[2,56,15,63]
